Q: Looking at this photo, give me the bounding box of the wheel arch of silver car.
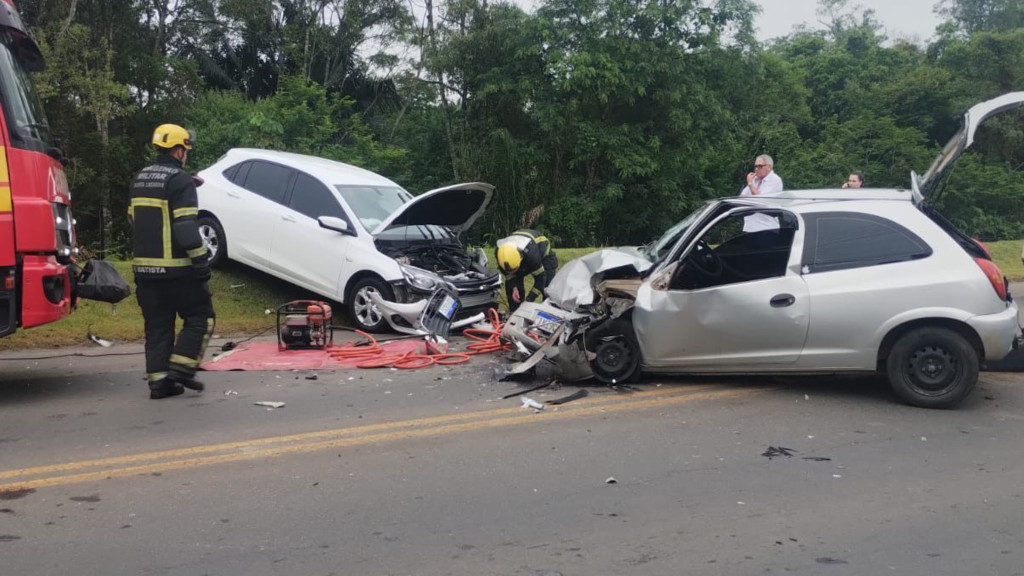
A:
[874,318,985,371]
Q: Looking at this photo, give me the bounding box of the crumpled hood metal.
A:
[545,248,653,311]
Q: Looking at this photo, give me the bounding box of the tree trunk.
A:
[426,0,460,180]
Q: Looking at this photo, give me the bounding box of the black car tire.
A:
[348,277,395,333]
[197,216,227,268]
[591,336,641,385]
[886,326,979,409]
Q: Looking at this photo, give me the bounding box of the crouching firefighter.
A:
[496,229,558,313]
[129,124,215,399]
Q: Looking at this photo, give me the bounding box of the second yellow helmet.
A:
[497,243,522,274]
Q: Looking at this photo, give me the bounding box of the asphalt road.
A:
[1,337,1023,576]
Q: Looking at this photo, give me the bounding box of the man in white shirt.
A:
[739,154,784,232]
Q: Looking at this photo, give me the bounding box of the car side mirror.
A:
[318,216,355,236]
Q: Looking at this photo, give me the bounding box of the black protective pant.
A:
[136,278,215,386]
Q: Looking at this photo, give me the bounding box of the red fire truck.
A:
[0,0,76,338]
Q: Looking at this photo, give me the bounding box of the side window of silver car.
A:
[800,212,932,274]
[671,210,797,291]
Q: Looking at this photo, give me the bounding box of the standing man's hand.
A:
[746,172,756,186]
[511,286,521,303]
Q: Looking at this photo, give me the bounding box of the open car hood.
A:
[912,92,1024,204]
[371,182,494,236]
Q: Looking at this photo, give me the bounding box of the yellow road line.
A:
[0,385,767,491]
[0,385,701,481]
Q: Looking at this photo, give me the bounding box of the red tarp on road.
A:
[200,341,429,371]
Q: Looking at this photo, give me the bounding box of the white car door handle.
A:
[227,191,240,198]
[281,215,297,223]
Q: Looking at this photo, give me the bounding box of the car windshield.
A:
[335,185,412,231]
[643,203,713,263]
[0,31,52,151]
[335,184,454,241]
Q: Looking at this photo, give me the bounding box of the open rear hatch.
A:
[912,92,1024,205]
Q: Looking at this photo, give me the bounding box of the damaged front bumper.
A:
[501,300,643,385]
[502,302,595,381]
[369,289,485,337]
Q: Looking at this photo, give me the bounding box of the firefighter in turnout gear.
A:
[495,229,558,313]
[130,124,215,399]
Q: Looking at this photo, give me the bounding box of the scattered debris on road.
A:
[802,456,832,462]
[86,331,112,347]
[547,389,588,405]
[254,401,285,409]
[605,477,617,484]
[521,396,544,411]
[501,380,554,399]
[761,446,797,459]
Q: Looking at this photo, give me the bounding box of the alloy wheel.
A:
[353,286,384,328]
[198,224,219,260]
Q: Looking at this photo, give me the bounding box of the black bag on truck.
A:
[77,259,131,304]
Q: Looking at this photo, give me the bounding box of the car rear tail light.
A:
[972,238,993,259]
[974,257,1008,301]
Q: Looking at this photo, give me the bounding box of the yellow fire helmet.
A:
[497,243,522,274]
[152,124,195,150]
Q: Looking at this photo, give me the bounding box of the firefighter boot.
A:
[149,380,185,400]
[168,368,205,392]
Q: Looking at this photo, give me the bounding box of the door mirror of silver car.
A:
[318,216,355,236]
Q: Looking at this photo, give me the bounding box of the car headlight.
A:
[400,265,447,292]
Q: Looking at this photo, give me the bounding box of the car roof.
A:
[219,148,401,188]
[724,188,915,209]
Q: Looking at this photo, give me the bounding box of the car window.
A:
[242,161,292,204]
[801,212,932,274]
[335,185,412,231]
[644,203,714,264]
[225,161,251,186]
[289,172,346,220]
[672,210,796,290]
[222,163,240,182]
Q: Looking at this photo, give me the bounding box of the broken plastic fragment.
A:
[521,396,544,410]
[87,332,112,347]
[254,401,285,409]
[605,477,617,484]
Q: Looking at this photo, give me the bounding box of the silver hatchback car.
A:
[504,93,1024,409]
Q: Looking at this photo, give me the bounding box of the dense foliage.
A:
[18,0,1024,250]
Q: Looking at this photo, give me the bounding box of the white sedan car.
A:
[196,149,501,331]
